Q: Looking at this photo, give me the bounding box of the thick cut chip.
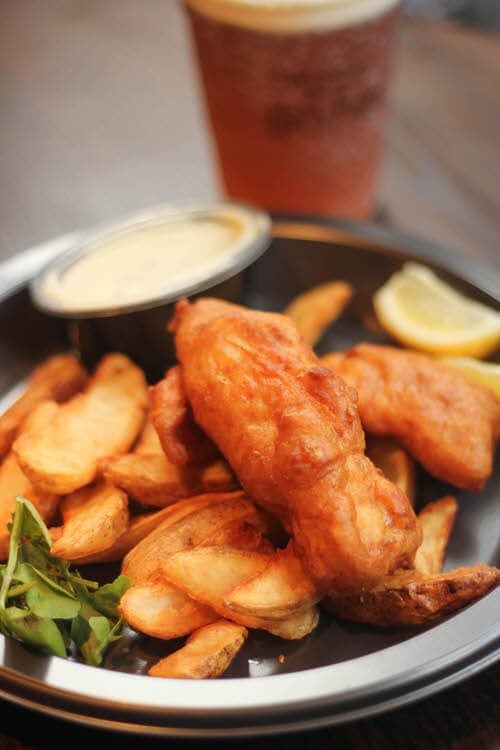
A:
[224,542,319,620]
[14,353,148,494]
[283,281,353,347]
[119,580,217,640]
[100,453,237,507]
[149,366,218,466]
[324,564,500,626]
[63,503,199,567]
[161,546,320,639]
[365,435,416,505]
[0,401,60,560]
[122,491,262,583]
[133,419,163,455]
[205,515,273,554]
[414,496,458,575]
[148,620,248,679]
[50,481,129,560]
[162,546,271,608]
[0,353,87,459]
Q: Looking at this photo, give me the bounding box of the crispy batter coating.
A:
[149,365,218,465]
[170,299,421,595]
[322,344,500,491]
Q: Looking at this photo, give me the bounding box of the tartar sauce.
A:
[34,205,270,315]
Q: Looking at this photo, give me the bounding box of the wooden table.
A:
[0,2,499,748]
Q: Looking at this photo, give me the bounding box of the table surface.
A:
[0,2,499,748]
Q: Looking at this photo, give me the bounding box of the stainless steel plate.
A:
[0,216,498,738]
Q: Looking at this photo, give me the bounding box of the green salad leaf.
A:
[0,496,131,664]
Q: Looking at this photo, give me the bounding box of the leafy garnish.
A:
[0,496,131,664]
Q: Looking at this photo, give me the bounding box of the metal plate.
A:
[0,216,498,738]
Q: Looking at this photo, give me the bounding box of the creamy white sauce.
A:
[186,0,400,33]
[38,214,251,313]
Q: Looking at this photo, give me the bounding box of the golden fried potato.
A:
[14,353,148,494]
[0,401,61,560]
[133,419,163,455]
[365,435,416,505]
[119,580,217,640]
[100,453,237,507]
[205,515,274,554]
[414,496,458,575]
[223,542,319,620]
[50,481,129,561]
[323,564,500,626]
[148,620,248,679]
[0,353,87,460]
[161,546,320,639]
[64,502,198,566]
[122,491,261,583]
[162,546,271,609]
[149,366,218,465]
[283,281,353,346]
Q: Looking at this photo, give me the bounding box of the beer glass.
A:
[183,0,403,220]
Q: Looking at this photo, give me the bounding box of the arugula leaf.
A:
[17,564,81,620]
[85,575,131,619]
[0,497,131,665]
[2,606,68,657]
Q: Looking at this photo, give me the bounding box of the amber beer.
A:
[184,0,402,219]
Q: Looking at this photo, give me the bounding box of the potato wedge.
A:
[119,580,218,640]
[206,515,274,554]
[133,419,163,455]
[0,353,87,459]
[366,435,416,505]
[148,620,247,679]
[149,366,218,465]
[64,502,197,566]
[283,281,353,347]
[224,542,319,620]
[161,546,320,639]
[414,496,458,575]
[162,546,271,609]
[122,491,262,583]
[73,491,270,568]
[0,401,60,560]
[14,353,148,494]
[50,481,129,560]
[323,564,500,626]
[100,453,237,507]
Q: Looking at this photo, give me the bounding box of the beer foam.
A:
[185,0,401,32]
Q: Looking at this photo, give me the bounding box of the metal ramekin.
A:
[30,201,271,380]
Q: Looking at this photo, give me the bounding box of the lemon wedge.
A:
[438,356,500,398]
[373,262,500,358]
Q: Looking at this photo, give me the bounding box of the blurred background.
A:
[408,0,500,28]
[1,0,499,265]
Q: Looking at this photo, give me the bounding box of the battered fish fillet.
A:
[170,299,421,596]
[322,344,500,491]
[150,365,219,466]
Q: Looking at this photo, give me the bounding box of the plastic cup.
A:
[184,0,402,220]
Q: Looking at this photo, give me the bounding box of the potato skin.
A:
[148,620,248,679]
[323,564,500,626]
[13,353,148,494]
